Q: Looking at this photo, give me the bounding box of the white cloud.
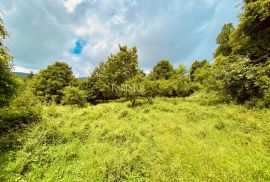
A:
[13,65,38,73]
[64,0,84,13]
[74,27,87,36]
[0,0,241,77]
[112,14,126,25]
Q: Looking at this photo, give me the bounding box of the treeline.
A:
[21,46,195,107]
[1,0,270,111]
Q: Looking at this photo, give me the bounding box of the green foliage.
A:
[189,60,210,82]
[229,0,270,61]
[83,45,141,102]
[0,107,41,134]
[203,56,270,104]
[0,16,17,107]
[81,76,110,103]
[192,65,211,85]
[214,23,234,58]
[62,86,87,107]
[141,78,159,99]
[11,90,40,110]
[26,71,35,79]
[173,64,188,77]
[144,78,192,98]
[150,59,174,80]
[120,77,144,106]
[1,98,270,181]
[106,45,140,85]
[198,0,270,107]
[159,77,192,97]
[0,87,41,136]
[32,61,74,104]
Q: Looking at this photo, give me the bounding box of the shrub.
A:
[120,77,144,106]
[0,108,41,134]
[154,78,192,98]
[62,86,87,107]
[0,82,42,138]
[205,56,270,106]
[10,89,40,110]
[0,89,42,133]
[142,79,159,99]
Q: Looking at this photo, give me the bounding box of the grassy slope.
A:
[1,97,270,181]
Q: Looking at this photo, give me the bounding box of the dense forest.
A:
[1,0,270,181]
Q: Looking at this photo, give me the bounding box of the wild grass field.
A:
[1,97,270,181]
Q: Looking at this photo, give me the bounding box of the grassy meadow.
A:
[1,97,270,181]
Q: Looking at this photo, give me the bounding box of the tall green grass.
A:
[1,98,270,181]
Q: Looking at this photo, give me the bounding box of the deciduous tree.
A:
[0,16,16,107]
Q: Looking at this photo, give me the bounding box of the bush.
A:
[120,77,144,106]
[10,89,40,110]
[0,108,41,134]
[142,79,159,98]
[205,56,270,106]
[148,78,192,98]
[0,89,42,134]
[61,86,87,107]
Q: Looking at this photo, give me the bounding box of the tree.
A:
[229,0,270,62]
[106,45,140,85]
[173,64,188,77]
[33,61,74,104]
[214,23,234,58]
[0,16,17,107]
[121,77,144,106]
[190,60,209,81]
[207,0,270,106]
[62,86,87,107]
[26,71,34,79]
[204,55,270,105]
[84,45,141,102]
[151,60,174,80]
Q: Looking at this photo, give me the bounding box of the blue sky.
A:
[0,0,241,77]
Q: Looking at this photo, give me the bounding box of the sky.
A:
[0,0,242,77]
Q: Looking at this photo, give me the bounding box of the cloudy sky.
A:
[0,0,241,77]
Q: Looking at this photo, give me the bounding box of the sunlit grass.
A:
[1,97,270,181]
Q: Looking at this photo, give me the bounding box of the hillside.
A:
[13,72,29,77]
[1,97,270,181]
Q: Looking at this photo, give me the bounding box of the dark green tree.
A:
[151,60,174,80]
[230,0,270,62]
[106,45,140,85]
[214,23,235,58]
[190,60,209,81]
[83,45,141,102]
[173,64,188,77]
[0,16,17,107]
[33,61,74,104]
[62,86,87,107]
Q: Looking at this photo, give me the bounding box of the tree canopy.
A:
[0,16,16,107]
[84,45,141,102]
[32,61,74,104]
[214,23,234,58]
[150,60,174,80]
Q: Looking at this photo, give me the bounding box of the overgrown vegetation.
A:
[0,16,17,107]
[1,0,270,181]
[1,98,270,181]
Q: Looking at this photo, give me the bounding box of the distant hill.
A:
[78,77,88,80]
[12,72,89,80]
[13,72,29,77]
[13,72,88,80]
